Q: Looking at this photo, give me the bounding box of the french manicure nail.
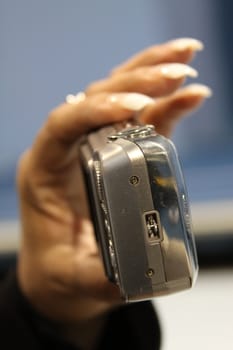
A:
[160,63,198,79]
[109,93,155,111]
[182,83,213,97]
[170,37,204,51]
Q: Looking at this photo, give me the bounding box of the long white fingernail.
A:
[170,37,204,51]
[109,93,155,111]
[160,63,198,79]
[182,83,213,97]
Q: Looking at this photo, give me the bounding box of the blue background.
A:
[1,0,233,220]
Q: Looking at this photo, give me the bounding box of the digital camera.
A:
[80,121,198,302]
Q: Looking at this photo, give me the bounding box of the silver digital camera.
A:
[80,122,198,302]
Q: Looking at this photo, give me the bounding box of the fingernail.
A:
[169,37,204,51]
[160,63,198,79]
[109,93,155,111]
[182,83,213,97]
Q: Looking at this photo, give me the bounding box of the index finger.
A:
[28,92,155,170]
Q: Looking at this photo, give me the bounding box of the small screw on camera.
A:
[146,268,155,278]
[129,175,140,185]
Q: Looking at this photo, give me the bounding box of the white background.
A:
[155,268,233,349]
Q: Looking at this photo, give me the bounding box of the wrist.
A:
[8,267,109,350]
[17,257,121,324]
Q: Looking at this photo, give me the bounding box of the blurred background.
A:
[0,0,232,348]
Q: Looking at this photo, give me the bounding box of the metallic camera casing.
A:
[80,123,198,302]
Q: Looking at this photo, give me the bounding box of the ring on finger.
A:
[66,91,86,104]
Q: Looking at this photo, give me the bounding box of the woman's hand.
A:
[17,37,211,323]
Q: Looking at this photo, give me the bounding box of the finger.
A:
[111,37,204,75]
[28,92,155,169]
[86,63,198,97]
[140,83,212,137]
[47,93,155,141]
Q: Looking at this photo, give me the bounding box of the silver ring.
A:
[66,91,86,104]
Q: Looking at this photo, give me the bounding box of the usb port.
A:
[144,211,162,243]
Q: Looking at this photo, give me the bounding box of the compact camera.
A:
[80,122,198,302]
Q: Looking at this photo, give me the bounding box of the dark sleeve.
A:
[0,269,161,350]
[97,299,161,350]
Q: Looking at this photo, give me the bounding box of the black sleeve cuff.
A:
[97,300,161,350]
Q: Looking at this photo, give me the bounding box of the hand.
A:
[17,37,211,323]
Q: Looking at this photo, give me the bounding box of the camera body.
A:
[80,122,198,302]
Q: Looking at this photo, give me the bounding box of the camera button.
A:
[108,125,155,141]
[129,125,155,139]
